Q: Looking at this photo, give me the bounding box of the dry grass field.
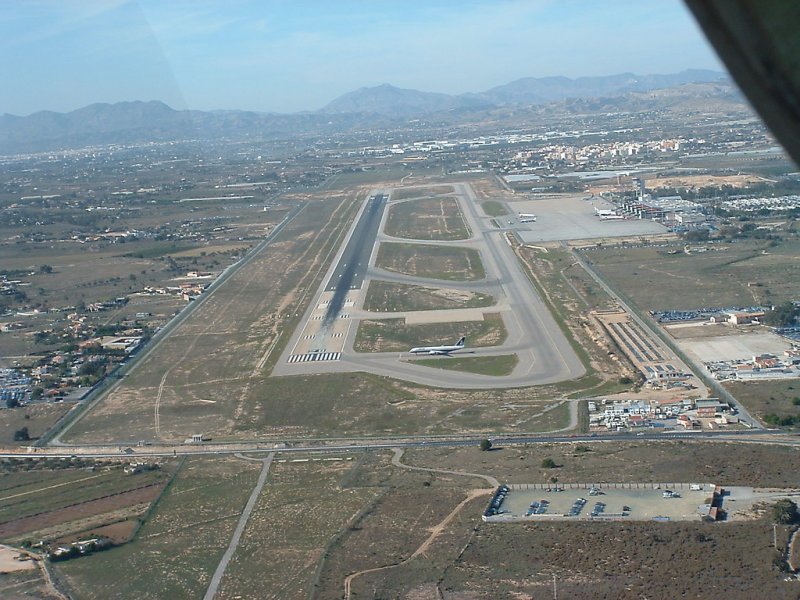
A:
[52,445,800,599]
[375,242,485,281]
[384,197,469,241]
[0,403,71,446]
[583,238,800,310]
[390,186,454,200]
[516,244,631,386]
[354,313,506,353]
[213,456,382,600]
[62,190,365,443]
[414,354,519,376]
[441,520,795,600]
[363,280,495,312]
[234,371,572,438]
[0,568,61,600]
[55,456,261,600]
[724,379,800,423]
[403,441,800,488]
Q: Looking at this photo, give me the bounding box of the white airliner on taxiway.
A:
[409,337,466,355]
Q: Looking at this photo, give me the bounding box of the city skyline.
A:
[1,0,723,116]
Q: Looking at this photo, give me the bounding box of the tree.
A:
[479,439,493,452]
[772,499,798,524]
[79,359,107,378]
[683,229,709,242]
[763,302,800,327]
[5,396,19,409]
[38,264,53,274]
[13,427,30,441]
[541,458,557,469]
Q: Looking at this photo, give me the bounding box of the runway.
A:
[273,182,585,388]
[323,193,386,324]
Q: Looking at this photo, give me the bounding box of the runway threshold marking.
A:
[288,352,342,363]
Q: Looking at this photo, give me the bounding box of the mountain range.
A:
[0,70,731,153]
[320,69,726,115]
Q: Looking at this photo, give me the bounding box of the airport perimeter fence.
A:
[506,482,715,492]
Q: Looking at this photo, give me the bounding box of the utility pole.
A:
[553,573,558,600]
[774,523,778,550]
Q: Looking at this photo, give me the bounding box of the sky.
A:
[0,0,724,116]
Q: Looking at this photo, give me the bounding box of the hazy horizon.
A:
[1,0,723,116]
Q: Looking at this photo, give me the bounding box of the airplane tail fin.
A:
[456,337,465,347]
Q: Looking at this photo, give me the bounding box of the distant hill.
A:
[543,81,745,116]
[0,70,734,153]
[319,83,491,116]
[0,101,369,154]
[477,69,726,105]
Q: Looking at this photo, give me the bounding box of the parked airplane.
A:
[409,337,466,355]
[594,207,617,217]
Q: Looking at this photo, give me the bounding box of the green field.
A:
[414,354,518,376]
[385,197,469,241]
[363,280,495,312]
[724,379,800,426]
[375,242,485,281]
[354,313,506,353]
[481,200,508,217]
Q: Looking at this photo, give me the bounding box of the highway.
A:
[3,428,794,461]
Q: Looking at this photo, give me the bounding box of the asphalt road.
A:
[3,429,791,461]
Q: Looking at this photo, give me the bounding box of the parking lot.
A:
[492,483,717,522]
[676,330,792,363]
